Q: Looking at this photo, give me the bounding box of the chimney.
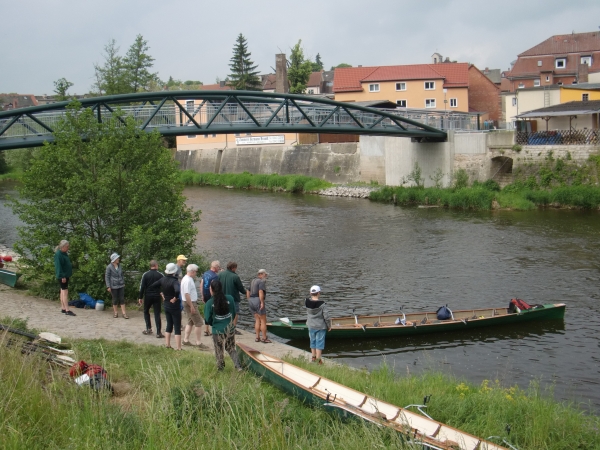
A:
[275,53,289,93]
[578,62,589,83]
[219,80,226,87]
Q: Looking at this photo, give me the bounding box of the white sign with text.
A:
[235,135,285,145]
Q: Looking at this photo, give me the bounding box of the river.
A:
[2,182,599,411]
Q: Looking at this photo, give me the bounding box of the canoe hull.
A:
[0,269,21,288]
[267,303,566,340]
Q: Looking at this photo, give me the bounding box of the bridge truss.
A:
[0,91,447,151]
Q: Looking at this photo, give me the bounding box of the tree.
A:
[93,39,128,95]
[311,53,324,72]
[227,34,261,90]
[53,78,74,101]
[122,35,160,92]
[10,102,200,300]
[331,63,352,70]
[0,152,8,175]
[287,40,313,94]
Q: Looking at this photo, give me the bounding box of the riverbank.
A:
[1,298,598,450]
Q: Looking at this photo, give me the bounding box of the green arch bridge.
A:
[0,91,449,151]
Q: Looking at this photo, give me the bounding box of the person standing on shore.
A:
[305,285,331,364]
[249,269,270,343]
[175,255,187,281]
[54,240,76,316]
[137,260,164,338]
[105,253,128,319]
[182,264,209,350]
[204,279,242,372]
[201,260,221,336]
[151,263,182,350]
[218,261,248,335]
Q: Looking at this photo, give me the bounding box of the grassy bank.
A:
[1,319,598,449]
[370,184,600,211]
[178,170,332,193]
[0,169,22,182]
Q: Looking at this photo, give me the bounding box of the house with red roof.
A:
[505,31,600,92]
[333,62,501,121]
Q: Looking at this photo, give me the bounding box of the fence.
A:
[516,129,599,145]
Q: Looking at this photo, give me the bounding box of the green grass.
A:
[0,169,23,181]
[178,170,332,193]
[1,318,598,449]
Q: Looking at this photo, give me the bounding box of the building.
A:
[0,94,39,110]
[505,31,600,92]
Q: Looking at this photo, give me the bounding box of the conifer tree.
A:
[227,34,261,90]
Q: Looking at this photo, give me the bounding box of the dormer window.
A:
[581,56,592,66]
[518,83,525,89]
[555,58,566,69]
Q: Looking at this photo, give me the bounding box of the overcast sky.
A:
[2,0,600,95]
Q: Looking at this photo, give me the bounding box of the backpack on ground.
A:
[436,304,453,320]
[508,298,532,313]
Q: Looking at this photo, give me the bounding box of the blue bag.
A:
[78,293,97,309]
[436,304,453,320]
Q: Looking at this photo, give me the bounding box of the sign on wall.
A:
[235,135,285,145]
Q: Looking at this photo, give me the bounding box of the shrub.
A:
[453,168,470,190]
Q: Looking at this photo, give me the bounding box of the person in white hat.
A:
[105,253,127,319]
[305,285,331,364]
[249,269,269,343]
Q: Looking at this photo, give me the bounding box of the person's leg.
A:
[260,314,267,341]
[213,333,225,370]
[224,328,242,370]
[194,325,203,346]
[117,289,127,318]
[309,329,317,361]
[152,297,162,335]
[143,297,152,331]
[183,302,192,344]
[315,329,326,363]
[165,310,173,347]
[173,310,182,350]
[254,313,261,340]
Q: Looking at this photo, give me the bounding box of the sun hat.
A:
[258,269,268,275]
[176,254,188,261]
[310,285,321,294]
[165,263,178,274]
[110,253,120,263]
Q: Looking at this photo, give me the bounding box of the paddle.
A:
[0,324,69,347]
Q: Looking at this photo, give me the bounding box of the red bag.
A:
[509,298,532,313]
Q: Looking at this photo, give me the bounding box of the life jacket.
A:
[508,298,532,313]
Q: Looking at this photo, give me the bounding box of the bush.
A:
[453,168,470,190]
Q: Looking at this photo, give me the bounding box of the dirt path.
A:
[0,284,307,359]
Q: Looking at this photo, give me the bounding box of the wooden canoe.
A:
[0,268,21,288]
[237,343,507,450]
[267,303,566,340]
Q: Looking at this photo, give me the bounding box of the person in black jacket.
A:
[150,263,182,350]
[138,260,164,338]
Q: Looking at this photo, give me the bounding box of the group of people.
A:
[54,239,332,368]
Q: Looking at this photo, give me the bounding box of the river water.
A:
[2,183,599,411]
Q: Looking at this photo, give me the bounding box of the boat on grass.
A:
[267,303,566,340]
[0,268,21,288]
[237,342,507,450]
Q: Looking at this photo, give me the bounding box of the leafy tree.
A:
[227,34,261,90]
[10,102,200,300]
[0,152,8,175]
[288,40,313,94]
[123,34,160,92]
[165,76,203,91]
[311,53,324,72]
[331,63,352,70]
[93,39,128,95]
[53,78,74,101]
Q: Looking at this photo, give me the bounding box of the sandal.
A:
[311,356,316,363]
[123,315,129,319]
[255,337,261,342]
[204,331,210,336]
[114,313,118,318]
[142,329,153,335]
[261,339,272,344]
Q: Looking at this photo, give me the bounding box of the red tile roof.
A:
[333,63,469,93]
[307,71,323,88]
[519,32,600,56]
[198,83,232,91]
[508,53,600,79]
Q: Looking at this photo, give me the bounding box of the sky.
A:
[2,0,600,95]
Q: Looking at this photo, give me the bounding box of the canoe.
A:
[237,342,507,450]
[0,268,21,287]
[267,303,566,340]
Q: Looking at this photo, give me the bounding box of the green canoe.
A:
[0,269,21,288]
[267,303,566,340]
[237,343,507,450]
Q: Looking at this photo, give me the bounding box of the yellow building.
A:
[560,83,600,102]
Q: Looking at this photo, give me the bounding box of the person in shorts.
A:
[305,285,331,364]
[54,239,76,316]
[249,269,269,343]
[181,264,209,350]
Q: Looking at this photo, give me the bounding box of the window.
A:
[186,100,194,112]
[396,100,407,107]
[582,93,589,101]
[395,82,406,91]
[555,58,566,69]
[187,135,196,139]
[425,99,436,108]
[307,89,314,94]
[518,83,524,89]
[450,98,457,107]
[537,60,542,67]
[512,98,517,107]
[369,84,380,92]
[204,134,208,139]
[246,133,252,136]
[424,81,435,90]
[546,76,550,82]
[212,134,217,137]
[581,56,592,66]
[533,79,541,87]
[234,133,241,137]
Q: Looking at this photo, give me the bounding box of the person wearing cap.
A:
[218,261,249,334]
[181,264,209,350]
[249,269,270,343]
[105,253,127,319]
[305,285,331,364]
[150,262,183,350]
[175,254,188,280]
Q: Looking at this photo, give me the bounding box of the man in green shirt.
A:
[218,261,248,334]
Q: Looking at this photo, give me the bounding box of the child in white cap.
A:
[305,285,331,364]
